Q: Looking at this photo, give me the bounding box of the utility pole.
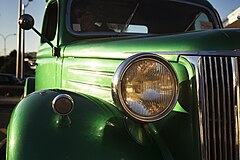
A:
[21,0,33,79]
[17,0,33,79]
[16,0,23,79]
[0,33,16,56]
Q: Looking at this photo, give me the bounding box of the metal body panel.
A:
[7,89,196,160]
[61,56,189,113]
[6,0,240,159]
[63,29,240,59]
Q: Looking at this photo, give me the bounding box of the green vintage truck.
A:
[2,0,240,159]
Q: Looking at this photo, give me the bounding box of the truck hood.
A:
[63,28,240,59]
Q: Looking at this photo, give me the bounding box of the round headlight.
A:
[112,53,179,122]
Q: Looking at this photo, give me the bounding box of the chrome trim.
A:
[230,58,235,159]
[234,58,240,159]
[214,58,222,157]
[202,56,211,160]
[184,56,207,160]
[98,50,239,59]
[184,55,240,160]
[170,50,240,57]
[220,57,228,160]
[208,57,217,159]
[112,52,179,122]
[52,94,74,116]
[60,50,240,60]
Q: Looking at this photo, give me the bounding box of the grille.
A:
[198,56,239,160]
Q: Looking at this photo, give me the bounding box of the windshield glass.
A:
[68,0,215,34]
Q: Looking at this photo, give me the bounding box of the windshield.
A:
[68,0,216,35]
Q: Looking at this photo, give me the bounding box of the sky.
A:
[0,0,239,56]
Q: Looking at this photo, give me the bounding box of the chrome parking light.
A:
[52,94,74,116]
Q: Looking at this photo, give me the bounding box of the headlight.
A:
[112,53,179,122]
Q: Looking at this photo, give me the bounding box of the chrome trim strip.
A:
[202,57,211,160]
[184,55,239,160]
[233,57,239,159]
[133,50,240,57]
[184,56,207,159]
[174,50,240,57]
[220,57,228,160]
[208,57,217,159]
[62,50,240,60]
[227,58,234,160]
[214,57,223,160]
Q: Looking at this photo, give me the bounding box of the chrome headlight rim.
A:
[112,52,179,122]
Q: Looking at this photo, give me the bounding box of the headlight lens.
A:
[112,53,178,122]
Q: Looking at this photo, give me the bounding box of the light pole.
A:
[16,0,23,79]
[22,1,33,55]
[0,33,16,56]
[17,0,33,79]
[21,0,33,79]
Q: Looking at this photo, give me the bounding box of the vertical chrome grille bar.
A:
[202,57,211,160]
[196,56,208,160]
[233,57,239,160]
[226,57,234,160]
[214,57,222,160]
[208,57,217,160]
[220,57,228,160]
[185,55,239,160]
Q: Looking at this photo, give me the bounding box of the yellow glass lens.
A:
[121,59,176,118]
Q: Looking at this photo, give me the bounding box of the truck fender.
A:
[7,89,171,160]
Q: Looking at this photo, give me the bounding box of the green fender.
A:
[6,89,173,160]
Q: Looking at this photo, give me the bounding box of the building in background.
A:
[223,7,240,28]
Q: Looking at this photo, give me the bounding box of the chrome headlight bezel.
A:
[112,53,179,122]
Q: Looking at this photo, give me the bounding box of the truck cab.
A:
[3,0,240,159]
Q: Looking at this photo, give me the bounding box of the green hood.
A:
[63,28,240,59]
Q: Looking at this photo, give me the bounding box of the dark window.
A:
[69,0,215,34]
[42,1,58,42]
